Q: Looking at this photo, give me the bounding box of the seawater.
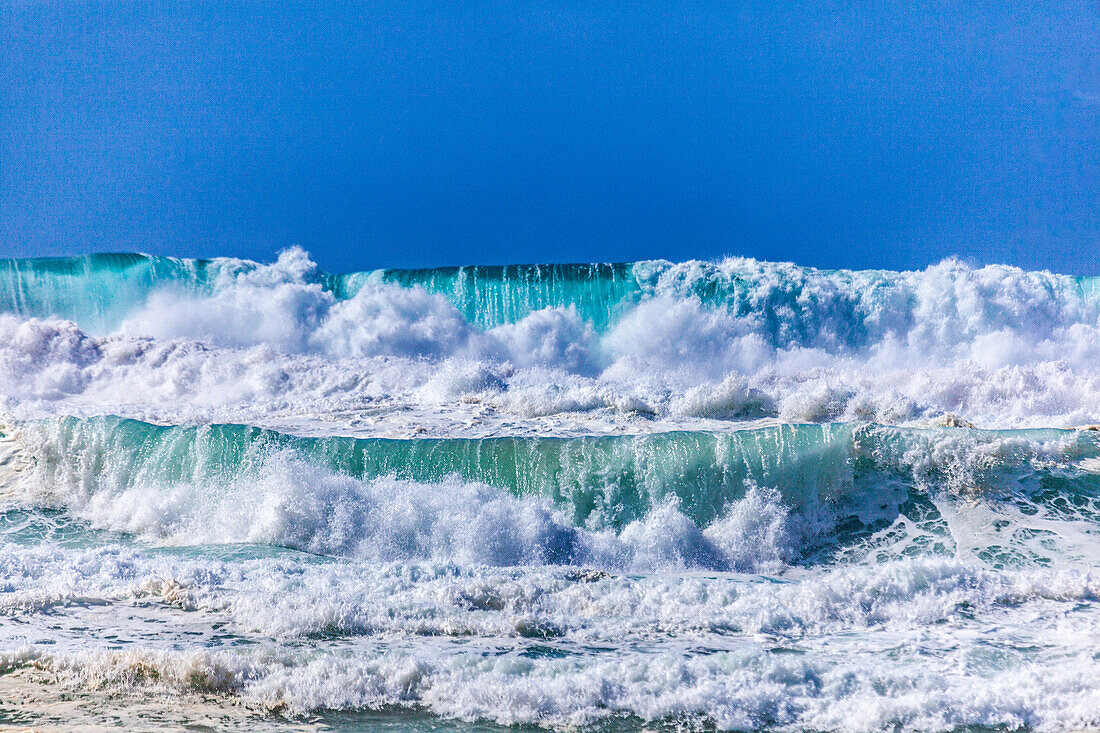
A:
[2,249,1100,731]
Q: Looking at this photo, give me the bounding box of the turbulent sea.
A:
[3,248,1100,731]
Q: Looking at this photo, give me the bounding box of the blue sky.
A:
[2,2,1097,273]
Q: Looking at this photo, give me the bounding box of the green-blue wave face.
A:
[13,416,1100,566]
[346,263,642,331]
[3,253,1100,346]
[0,254,647,333]
[0,253,220,333]
[21,416,857,528]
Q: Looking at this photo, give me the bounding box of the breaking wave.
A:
[4,416,1099,570]
[1,248,1099,429]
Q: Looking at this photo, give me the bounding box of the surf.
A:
[4,416,1099,570]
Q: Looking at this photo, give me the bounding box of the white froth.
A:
[0,249,1098,431]
[5,541,1100,730]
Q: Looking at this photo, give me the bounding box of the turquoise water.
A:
[18,416,1100,567]
[0,253,645,332]
[3,252,1098,343]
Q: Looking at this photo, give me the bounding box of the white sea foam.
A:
[5,539,1100,730]
[1,249,1099,432]
[4,540,1099,645]
[25,641,1100,731]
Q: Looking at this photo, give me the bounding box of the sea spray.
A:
[3,249,1100,429]
[5,250,1100,730]
[6,416,1100,568]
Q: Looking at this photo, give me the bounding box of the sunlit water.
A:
[3,250,1100,730]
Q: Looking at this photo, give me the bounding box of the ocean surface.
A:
[2,249,1100,731]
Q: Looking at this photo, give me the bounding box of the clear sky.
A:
[2,2,1097,274]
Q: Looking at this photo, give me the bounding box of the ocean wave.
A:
[2,249,1100,429]
[7,249,1100,731]
[4,249,1099,343]
[5,417,1099,569]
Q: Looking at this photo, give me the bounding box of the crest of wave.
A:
[22,441,793,573]
[1,248,1099,427]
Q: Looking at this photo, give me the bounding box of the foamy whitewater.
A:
[2,250,1100,731]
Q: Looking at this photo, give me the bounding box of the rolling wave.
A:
[1,248,1099,429]
[3,248,1099,344]
[6,416,1099,569]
